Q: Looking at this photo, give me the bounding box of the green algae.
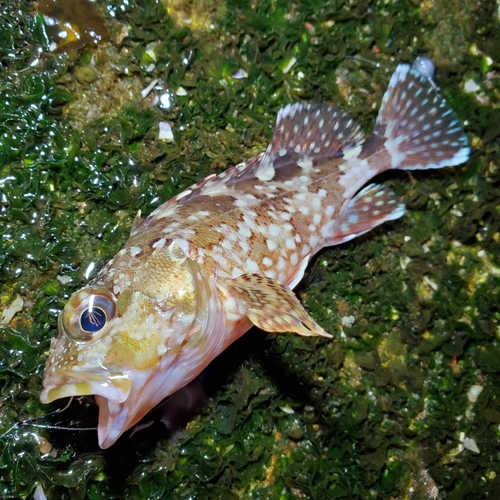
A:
[1,0,500,498]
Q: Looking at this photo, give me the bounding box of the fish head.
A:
[40,242,225,448]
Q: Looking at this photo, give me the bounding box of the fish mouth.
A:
[40,368,148,449]
[95,395,134,449]
[40,370,132,405]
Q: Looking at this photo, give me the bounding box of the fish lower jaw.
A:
[39,370,132,404]
[95,395,131,449]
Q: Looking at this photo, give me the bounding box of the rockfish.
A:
[40,63,469,448]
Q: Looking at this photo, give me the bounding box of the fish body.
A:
[40,64,469,448]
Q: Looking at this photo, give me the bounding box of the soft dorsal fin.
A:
[254,103,366,181]
[271,103,365,160]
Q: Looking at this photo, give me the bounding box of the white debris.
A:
[400,255,411,270]
[34,484,48,500]
[57,274,73,285]
[464,79,480,93]
[159,92,174,109]
[413,56,435,80]
[0,295,24,325]
[232,69,248,79]
[281,405,295,414]
[467,385,483,403]
[159,122,174,142]
[176,86,187,96]
[341,315,355,327]
[423,276,439,291]
[141,78,159,98]
[463,437,480,454]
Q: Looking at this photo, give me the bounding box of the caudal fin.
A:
[374,64,470,170]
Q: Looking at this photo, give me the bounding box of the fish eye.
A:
[61,288,116,344]
[80,302,107,333]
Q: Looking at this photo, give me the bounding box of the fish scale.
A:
[40,63,470,448]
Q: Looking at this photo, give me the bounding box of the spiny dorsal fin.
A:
[375,63,469,170]
[130,210,143,236]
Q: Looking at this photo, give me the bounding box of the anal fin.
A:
[327,184,405,245]
[223,273,332,339]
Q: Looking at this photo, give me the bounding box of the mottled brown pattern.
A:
[41,65,470,449]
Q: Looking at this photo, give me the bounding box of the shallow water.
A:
[1,0,500,498]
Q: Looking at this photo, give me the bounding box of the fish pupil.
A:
[80,307,107,332]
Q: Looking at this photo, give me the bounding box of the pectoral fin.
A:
[223,273,332,338]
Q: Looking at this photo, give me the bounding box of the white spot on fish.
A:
[246,258,260,273]
[256,162,275,181]
[309,234,320,248]
[130,246,142,257]
[298,158,313,169]
[152,238,166,249]
[268,224,281,237]
[267,239,277,251]
[343,145,362,160]
[238,239,250,253]
[325,205,335,217]
[263,256,273,267]
[238,223,252,238]
[235,198,248,208]
[231,267,244,278]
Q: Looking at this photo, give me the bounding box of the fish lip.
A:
[40,369,132,405]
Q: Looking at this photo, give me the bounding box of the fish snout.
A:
[40,369,132,405]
